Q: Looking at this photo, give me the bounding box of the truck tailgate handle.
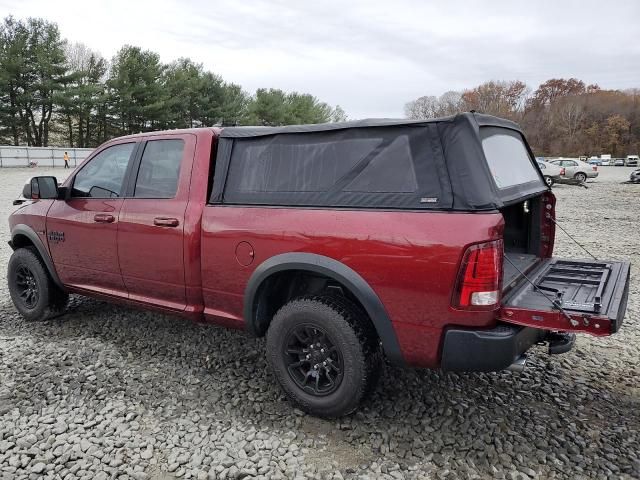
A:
[153,217,179,227]
[94,213,115,223]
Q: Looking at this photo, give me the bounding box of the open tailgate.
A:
[500,258,630,336]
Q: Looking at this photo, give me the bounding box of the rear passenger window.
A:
[134,139,184,198]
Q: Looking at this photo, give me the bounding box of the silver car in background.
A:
[537,160,565,187]
[549,158,599,183]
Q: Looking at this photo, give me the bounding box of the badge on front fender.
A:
[48,231,65,243]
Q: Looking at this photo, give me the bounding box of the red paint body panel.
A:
[47,198,126,295]
[500,306,611,336]
[200,206,504,367]
[9,198,54,256]
[117,133,198,310]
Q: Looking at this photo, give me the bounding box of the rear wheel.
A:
[544,176,554,187]
[574,172,587,183]
[266,295,382,417]
[8,247,68,321]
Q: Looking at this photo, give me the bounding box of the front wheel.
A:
[8,247,68,321]
[266,295,382,417]
[574,172,587,183]
[544,176,554,187]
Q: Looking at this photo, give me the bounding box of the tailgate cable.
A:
[503,255,580,327]
[546,213,598,261]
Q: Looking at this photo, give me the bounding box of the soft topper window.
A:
[222,127,441,208]
[228,137,381,195]
[344,136,417,193]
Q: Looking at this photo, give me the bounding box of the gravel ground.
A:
[0,166,639,480]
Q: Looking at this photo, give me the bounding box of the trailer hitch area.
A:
[545,332,576,355]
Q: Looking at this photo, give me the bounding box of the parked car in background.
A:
[601,159,611,166]
[588,157,602,166]
[626,155,639,167]
[614,158,626,166]
[549,158,599,183]
[537,160,565,186]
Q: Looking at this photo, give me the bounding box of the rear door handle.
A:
[153,217,179,227]
[94,213,115,223]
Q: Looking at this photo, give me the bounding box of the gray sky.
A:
[1,0,639,118]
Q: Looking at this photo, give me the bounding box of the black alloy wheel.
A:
[14,264,39,309]
[283,324,344,396]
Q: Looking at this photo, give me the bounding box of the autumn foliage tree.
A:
[405,78,640,157]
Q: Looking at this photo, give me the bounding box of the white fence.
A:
[0,146,94,168]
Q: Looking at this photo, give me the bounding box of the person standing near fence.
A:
[63,151,70,169]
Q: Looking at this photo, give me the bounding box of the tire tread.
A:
[8,247,68,321]
[267,294,382,417]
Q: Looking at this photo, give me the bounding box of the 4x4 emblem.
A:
[48,231,65,243]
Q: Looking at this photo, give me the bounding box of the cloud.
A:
[1,0,639,118]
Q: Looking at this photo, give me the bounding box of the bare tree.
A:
[404,95,439,119]
[438,91,463,116]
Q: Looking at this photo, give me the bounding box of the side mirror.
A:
[22,176,59,200]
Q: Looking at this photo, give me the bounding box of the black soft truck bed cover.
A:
[212,113,547,210]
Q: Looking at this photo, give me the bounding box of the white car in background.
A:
[537,160,565,187]
[549,158,599,183]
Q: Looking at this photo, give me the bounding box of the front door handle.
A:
[94,213,115,223]
[153,217,179,227]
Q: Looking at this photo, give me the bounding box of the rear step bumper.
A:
[440,324,548,372]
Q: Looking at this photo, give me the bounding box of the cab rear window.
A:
[480,127,543,190]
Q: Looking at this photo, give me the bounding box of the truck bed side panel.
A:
[201,206,504,367]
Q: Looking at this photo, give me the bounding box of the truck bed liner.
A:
[503,253,539,290]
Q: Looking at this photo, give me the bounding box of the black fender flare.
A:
[244,252,405,366]
[9,224,66,291]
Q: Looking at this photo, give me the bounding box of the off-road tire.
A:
[8,247,68,321]
[574,172,587,183]
[266,295,382,417]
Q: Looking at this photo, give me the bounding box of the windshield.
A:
[480,127,543,190]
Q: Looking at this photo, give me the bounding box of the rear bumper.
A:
[440,323,547,372]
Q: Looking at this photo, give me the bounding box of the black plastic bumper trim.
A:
[440,323,547,372]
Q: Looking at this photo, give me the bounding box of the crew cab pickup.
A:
[7,113,630,417]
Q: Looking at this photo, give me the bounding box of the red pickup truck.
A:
[7,113,630,417]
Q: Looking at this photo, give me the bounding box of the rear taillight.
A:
[560,167,566,176]
[592,166,598,171]
[453,240,503,309]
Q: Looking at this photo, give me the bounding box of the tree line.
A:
[0,16,347,148]
[405,79,640,157]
